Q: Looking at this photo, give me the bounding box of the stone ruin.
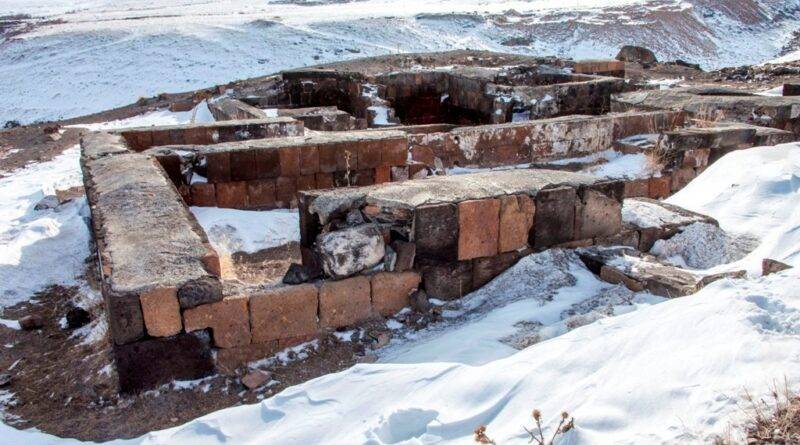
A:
[79,54,800,392]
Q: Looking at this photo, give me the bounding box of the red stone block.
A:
[624,179,649,198]
[190,183,216,207]
[458,199,500,260]
[299,145,320,175]
[183,296,251,348]
[276,177,297,207]
[354,169,374,187]
[374,165,392,184]
[184,126,210,145]
[498,194,534,253]
[124,130,153,151]
[151,129,172,147]
[278,146,300,177]
[247,180,276,209]
[216,181,248,208]
[356,140,381,169]
[682,148,710,168]
[255,148,280,179]
[250,284,319,343]
[297,174,316,192]
[205,151,231,183]
[230,149,258,181]
[472,251,521,288]
[648,176,671,199]
[382,139,408,166]
[139,287,182,337]
[671,167,696,192]
[315,172,334,189]
[371,272,421,316]
[319,276,372,328]
[317,143,338,173]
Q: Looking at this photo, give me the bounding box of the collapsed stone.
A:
[316,225,386,279]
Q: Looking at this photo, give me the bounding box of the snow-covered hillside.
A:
[1,0,800,124]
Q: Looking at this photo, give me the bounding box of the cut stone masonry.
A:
[78,54,799,393]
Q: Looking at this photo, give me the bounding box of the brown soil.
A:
[0,125,85,177]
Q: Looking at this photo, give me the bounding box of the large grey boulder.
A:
[317,224,386,279]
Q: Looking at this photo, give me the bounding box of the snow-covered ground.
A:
[190,207,299,255]
[667,143,800,275]
[2,0,799,124]
[0,145,89,308]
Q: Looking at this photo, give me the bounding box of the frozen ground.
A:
[2,0,799,124]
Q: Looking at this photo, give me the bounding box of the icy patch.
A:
[189,207,299,255]
[651,222,757,269]
[755,86,784,97]
[249,339,320,369]
[367,105,391,126]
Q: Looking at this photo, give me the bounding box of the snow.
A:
[645,77,684,90]
[189,207,299,255]
[667,143,800,274]
[69,101,215,132]
[2,0,798,124]
[767,49,800,64]
[756,85,785,97]
[367,106,391,126]
[98,270,798,445]
[0,319,20,330]
[621,198,703,229]
[0,146,91,308]
[89,140,800,445]
[650,222,755,269]
[380,249,663,365]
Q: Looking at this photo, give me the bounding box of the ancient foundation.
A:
[79,55,799,392]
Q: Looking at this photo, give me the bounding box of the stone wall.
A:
[297,169,626,300]
[573,60,626,78]
[620,122,794,200]
[81,132,223,391]
[408,111,684,168]
[612,86,800,136]
[117,118,303,151]
[148,130,409,209]
[81,129,426,391]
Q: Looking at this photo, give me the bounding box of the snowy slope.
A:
[667,143,800,275]
[2,0,800,124]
